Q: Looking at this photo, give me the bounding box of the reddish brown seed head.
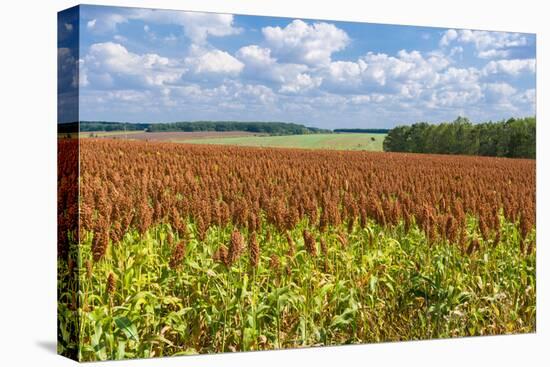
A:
[285,231,296,258]
[269,254,280,272]
[85,259,93,279]
[320,238,328,257]
[227,229,245,265]
[169,241,186,269]
[302,229,317,257]
[466,238,479,255]
[107,272,116,296]
[213,245,228,265]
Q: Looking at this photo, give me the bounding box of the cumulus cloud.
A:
[237,45,276,68]
[278,73,322,94]
[58,47,78,89]
[482,83,522,113]
[84,13,127,33]
[440,29,530,59]
[185,46,244,75]
[326,61,363,87]
[85,8,241,44]
[439,29,458,47]
[132,9,242,44]
[484,82,517,97]
[173,12,241,44]
[262,19,349,66]
[236,44,321,94]
[483,58,536,76]
[83,42,184,88]
[322,49,450,95]
[81,80,279,123]
[515,88,536,105]
[78,7,536,127]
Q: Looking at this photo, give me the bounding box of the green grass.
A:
[58,215,535,361]
[180,133,386,151]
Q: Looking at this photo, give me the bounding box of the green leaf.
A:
[115,316,139,342]
[370,275,378,292]
[116,341,126,360]
[91,323,102,348]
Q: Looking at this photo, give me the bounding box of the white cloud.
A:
[477,49,510,59]
[262,19,349,66]
[279,73,322,94]
[78,59,89,87]
[439,29,457,47]
[113,34,127,43]
[431,89,483,108]
[237,45,276,68]
[322,51,488,111]
[58,47,78,89]
[233,83,277,104]
[438,67,480,88]
[322,49,450,94]
[185,46,244,75]
[481,83,528,114]
[174,12,241,44]
[426,67,483,107]
[327,61,363,83]
[483,58,536,76]
[515,88,535,105]
[78,10,535,127]
[83,42,184,87]
[105,89,150,103]
[85,13,127,33]
[85,9,241,44]
[449,46,463,58]
[484,82,517,96]
[236,44,320,94]
[439,29,530,59]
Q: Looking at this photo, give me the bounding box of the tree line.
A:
[333,128,389,134]
[146,121,329,135]
[383,117,535,159]
[78,121,329,135]
[79,121,149,132]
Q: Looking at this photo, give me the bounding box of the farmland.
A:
[81,130,266,140]
[58,139,536,361]
[181,133,385,151]
[81,131,386,151]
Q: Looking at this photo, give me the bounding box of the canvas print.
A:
[58,4,536,362]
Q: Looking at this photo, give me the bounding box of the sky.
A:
[58,5,536,128]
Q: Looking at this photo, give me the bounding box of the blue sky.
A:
[60,5,536,128]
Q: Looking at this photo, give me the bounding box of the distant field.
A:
[81,130,144,137]
[181,133,386,151]
[81,131,265,141]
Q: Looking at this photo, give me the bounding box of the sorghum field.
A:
[57,139,536,361]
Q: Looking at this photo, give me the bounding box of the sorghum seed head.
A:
[107,272,116,296]
[169,241,186,269]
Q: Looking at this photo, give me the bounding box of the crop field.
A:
[80,131,385,151]
[81,131,265,141]
[81,130,145,138]
[181,133,385,151]
[58,139,535,361]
